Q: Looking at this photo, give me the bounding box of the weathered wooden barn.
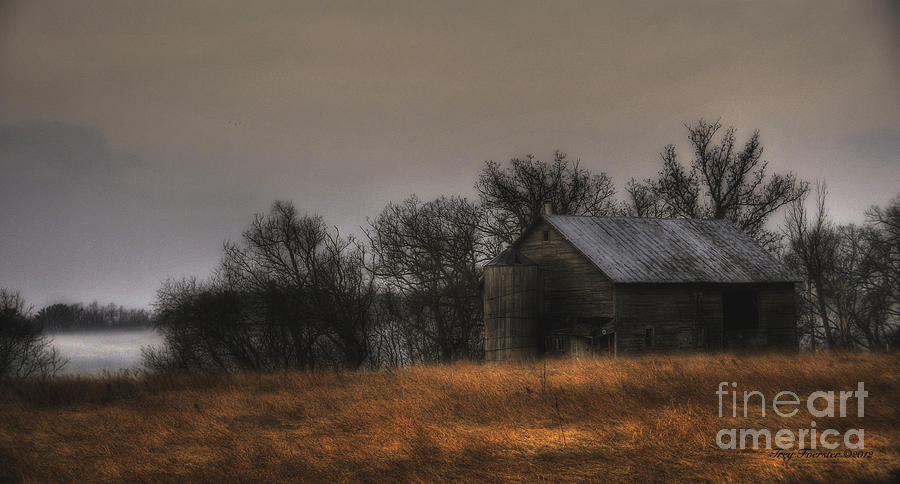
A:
[482,212,799,360]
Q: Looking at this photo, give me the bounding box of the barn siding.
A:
[516,220,616,324]
[614,284,721,354]
[483,264,541,361]
[758,283,799,350]
[614,283,798,354]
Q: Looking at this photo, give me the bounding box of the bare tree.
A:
[866,196,900,302]
[220,201,376,368]
[476,151,619,244]
[306,230,376,368]
[366,290,429,367]
[624,178,668,218]
[148,201,376,371]
[366,196,491,362]
[863,196,900,348]
[785,189,900,351]
[0,289,66,378]
[785,185,840,348]
[628,120,808,250]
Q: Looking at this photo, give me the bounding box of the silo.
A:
[483,248,540,361]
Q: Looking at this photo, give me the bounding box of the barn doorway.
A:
[593,331,615,357]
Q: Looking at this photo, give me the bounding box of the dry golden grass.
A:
[1,353,898,483]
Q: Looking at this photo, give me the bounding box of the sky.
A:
[1,0,898,309]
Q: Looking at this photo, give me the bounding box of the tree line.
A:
[142,119,897,373]
[786,185,899,351]
[0,295,153,377]
[33,302,152,331]
[2,119,896,377]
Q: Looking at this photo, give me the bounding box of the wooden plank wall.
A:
[517,220,616,323]
[757,283,799,350]
[482,265,541,361]
[615,283,798,354]
[614,284,721,354]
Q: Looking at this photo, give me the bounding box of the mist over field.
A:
[48,329,163,375]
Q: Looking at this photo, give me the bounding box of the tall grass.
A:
[1,353,898,482]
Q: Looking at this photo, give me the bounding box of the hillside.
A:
[1,353,898,482]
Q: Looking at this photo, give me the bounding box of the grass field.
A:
[1,353,898,483]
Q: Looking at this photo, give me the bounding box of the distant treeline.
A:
[34,302,153,331]
[1,295,152,378]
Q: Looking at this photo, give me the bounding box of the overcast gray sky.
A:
[1,0,898,309]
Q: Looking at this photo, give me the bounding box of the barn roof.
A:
[540,215,800,284]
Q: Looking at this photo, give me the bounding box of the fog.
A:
[48,329,163,375]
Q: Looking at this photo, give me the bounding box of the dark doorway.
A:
[723,291,759,330]
[594,332,615,356]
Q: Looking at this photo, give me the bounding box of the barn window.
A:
[723,291,759,330]
[644,327,654,348]
[542,230,550,242]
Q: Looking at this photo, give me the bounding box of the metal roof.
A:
[542,215,799,284]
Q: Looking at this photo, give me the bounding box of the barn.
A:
[482,210,800,361]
